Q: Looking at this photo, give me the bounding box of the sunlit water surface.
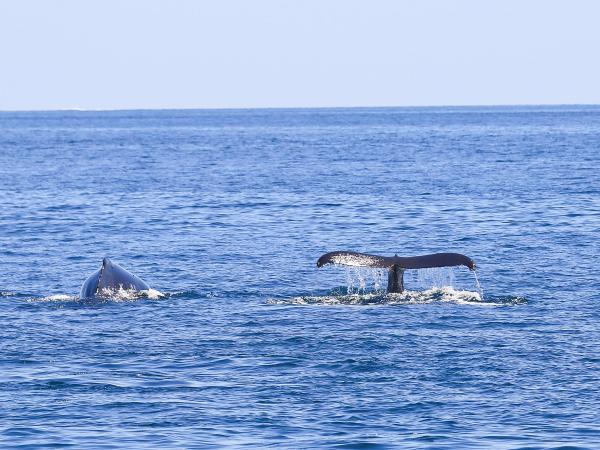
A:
[1,106,599,448]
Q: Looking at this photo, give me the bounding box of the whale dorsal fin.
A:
[97,258,150,292]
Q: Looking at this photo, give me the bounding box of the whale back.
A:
[97,258,150,292]
[79,268,102,299]
[79,258,150,299]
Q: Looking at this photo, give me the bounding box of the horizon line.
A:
[1,102,599,113]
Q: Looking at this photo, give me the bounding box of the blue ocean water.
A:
[1,106,599,448]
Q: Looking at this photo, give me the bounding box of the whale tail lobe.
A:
[317,251,475,271]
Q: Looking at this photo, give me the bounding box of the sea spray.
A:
[270,287,487,306]
[340,266,481,297]
[416,267,455,290]
[343,267,388,294]
[473,270,484,301]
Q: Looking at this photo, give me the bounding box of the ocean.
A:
[1,106,599,448]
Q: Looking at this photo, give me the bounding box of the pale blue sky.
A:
[1,0,599,110]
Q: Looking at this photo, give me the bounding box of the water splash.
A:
[144,288,165,299]
[269,287,526,307]
[269,287,487,306]
[415,267,455,290]
[95,287,165,301]
[473,270,484,301]
[27,294,80,303]
[339,266,481,296]
[44,294,77,301]
[343,267,387,294]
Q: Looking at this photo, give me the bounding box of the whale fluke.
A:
[80,258,151,299]
[317,251,475,270]
[316,251,476,293]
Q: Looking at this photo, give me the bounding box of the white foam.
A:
[144,288,165,299]
[45,294,75,301]
[96,287,165,301]
[269,286,489,306]
[29,294,79,302]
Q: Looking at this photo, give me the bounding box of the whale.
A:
[317,251,476,293]
[80,258,151,299]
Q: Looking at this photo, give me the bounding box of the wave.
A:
[268,287,526,306]
[5,287,526,307]
[20,288,167,303]
[2,288,222,304]
[166,289,220,299]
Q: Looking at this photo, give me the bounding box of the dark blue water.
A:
[1,106,599,448]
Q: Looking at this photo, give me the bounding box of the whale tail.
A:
[316,251,476,293]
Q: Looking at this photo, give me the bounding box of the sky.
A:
[1,0,599,110]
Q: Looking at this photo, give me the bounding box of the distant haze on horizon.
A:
[1,0,599,111]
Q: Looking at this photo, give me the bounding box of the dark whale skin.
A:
[317,251,475,271]
[79,258,150,299]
